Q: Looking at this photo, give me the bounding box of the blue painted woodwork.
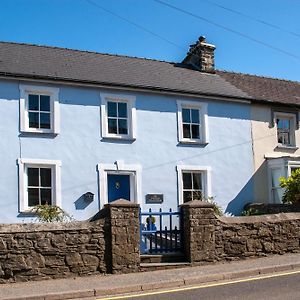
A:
[140,208,182,254]
[108,174,130,202]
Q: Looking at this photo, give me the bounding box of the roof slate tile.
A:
[0,41,299,107]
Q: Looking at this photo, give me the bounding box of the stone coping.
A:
[218,212,300,224]
[180,200,215,208]
[0,220,93,234]
[105,199,139,208]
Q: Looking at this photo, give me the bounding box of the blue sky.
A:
[0,0,299,81]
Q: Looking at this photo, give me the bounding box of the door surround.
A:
[97,161,142,208]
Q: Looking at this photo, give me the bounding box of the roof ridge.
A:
[0,40,176,65]
[217,69,300,85]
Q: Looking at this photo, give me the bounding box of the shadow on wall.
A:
[225,178,254,216]
[225,162,269,215]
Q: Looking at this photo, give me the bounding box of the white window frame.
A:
[267,159,285,204]
[176,165,212,205]
[97,161,142,208]
[19,84,60,134]
[100,93,136,140]
[274,112,296,147]
[18,158,62,212]
[288,161,300,176]
[177,100,208,144]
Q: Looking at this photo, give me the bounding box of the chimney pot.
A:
[199,36,206,43]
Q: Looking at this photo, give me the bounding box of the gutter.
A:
[0,72,299,109]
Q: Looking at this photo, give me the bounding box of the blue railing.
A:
[140,208,182,254]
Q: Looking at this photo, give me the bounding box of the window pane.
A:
[29,112,39,128]
[277,118,290,130]
[183,191,192,203]
[191,109,199,123]
[277,132,283,144]
[182,172,192,189]
[28,94,39,111]
[28,188,39,206]
[193,190,203,201]
[40,168,51,187]
[193,173,202,190]
[291,167,300,174]
[28,168,39,186]
[118,119,128,134]
[278,132,290,145]
[40,113,51,129]
[191,125,200,139]
[108,118,118,134]
[183,124,191,138]
[276,118,281,127]
[107,102,117,117]
[118,102,127,118]
[182,109,190,123]
[41,189,52,205]
[40,95,50,111]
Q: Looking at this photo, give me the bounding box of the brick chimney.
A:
[182,36,216,73]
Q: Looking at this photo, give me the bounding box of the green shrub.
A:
[33,204,71,223]
[241,207,264,216]
[146,216,156,224]
[212,202,223,216]
[205,197,223,216]
[280,169,300,204]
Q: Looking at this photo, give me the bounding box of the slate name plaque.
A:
[146,194,164,204]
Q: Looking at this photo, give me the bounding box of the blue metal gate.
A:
[140,208,182,254]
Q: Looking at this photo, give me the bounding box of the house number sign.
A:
[146,194,164,204]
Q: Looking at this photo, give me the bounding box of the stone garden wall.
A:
[3,199,300,284]
[181,201,300,264]
[0,200,140,283]
[216,213,300,260]
[0,219,107,283]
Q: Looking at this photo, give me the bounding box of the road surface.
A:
[100,271,300,300]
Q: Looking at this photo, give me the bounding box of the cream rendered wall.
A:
[251,104,300,203]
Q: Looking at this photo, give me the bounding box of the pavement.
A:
[1,253,300,300]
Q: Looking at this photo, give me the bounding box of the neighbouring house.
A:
[218,72,300,204]
[0,36,298,223]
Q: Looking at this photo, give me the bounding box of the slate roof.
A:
[0,41,299,107]
[217,70,300,107]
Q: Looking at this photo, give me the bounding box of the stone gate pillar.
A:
[180,200,216,263]
[106,199,140,274]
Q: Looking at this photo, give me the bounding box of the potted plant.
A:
[146,216,156,231]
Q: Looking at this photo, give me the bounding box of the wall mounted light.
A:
[83,192,94,202]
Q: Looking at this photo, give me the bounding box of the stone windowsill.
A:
[275,145,299,151]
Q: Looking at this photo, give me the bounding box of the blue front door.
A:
[108,174,130,203]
